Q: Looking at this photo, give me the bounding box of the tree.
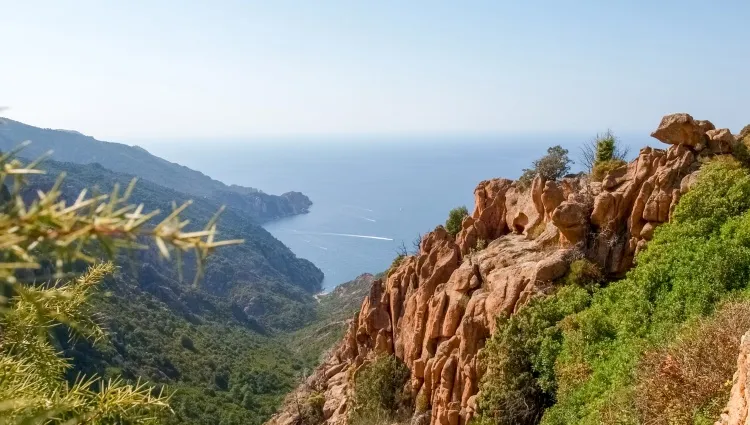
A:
[445,206,469,237]
[518,145,573,188]
[0,143,241,424]
[579,130,629,172]
[411,233,423,255]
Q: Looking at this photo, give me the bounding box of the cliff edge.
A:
[269,113,742,425]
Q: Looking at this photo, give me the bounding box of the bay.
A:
[142,134,651,290]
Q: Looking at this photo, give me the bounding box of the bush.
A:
[634,300,750,425]
[591,159,627,182]
[388,254,406,276]
[518,146,573,189]
[446,206,469,237]
[564,259,603,289]
[732,137,750,169]
[415,389,429,414]
[543,159,750,425]
[580,130,629,172]
[349,355,411,423]
[738,124,750,144]
[517,169,538,190]
[475,285,596,425]
[298,391,326,425]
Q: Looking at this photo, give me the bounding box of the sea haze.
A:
[142,134,653,291]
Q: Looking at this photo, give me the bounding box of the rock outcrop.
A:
[716,331,750,425]
[268,113,740,425]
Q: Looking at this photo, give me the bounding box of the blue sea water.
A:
[142,134,652,291]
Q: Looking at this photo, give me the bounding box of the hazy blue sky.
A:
[1,0,749,140]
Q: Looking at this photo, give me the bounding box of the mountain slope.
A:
[30,159,323,330]
[17,157,325,424]
[0,118,311,222]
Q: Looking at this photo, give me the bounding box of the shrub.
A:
[732,137,750,169]
[563,259,603,289]
[595,135,615,163]
[738,124,750,144]
[580,130,629,172]
[535,146,574,181]
[543,159,750,425]
[415,389,429,414]
[517,169,538,190]
[349,355,411,423]
[387,254,406,276]
[445,206,469,237]
[591,159,627,182]
[298,391,326,425]
[518,146,573,190]
[475,285,595,425]
[634,300,750,425]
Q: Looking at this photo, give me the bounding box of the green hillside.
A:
[19,157,324,425]
[0,118,312,223]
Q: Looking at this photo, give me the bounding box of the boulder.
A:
[651,113,709,147]
[707,128,736,154]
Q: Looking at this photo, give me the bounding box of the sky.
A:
[1,0,749,141]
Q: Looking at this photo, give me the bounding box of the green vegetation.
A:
[82,278,308,425]
[540,158,750,424]
[349,355,411,424]
[0,148,240,423]
[477,158,750,424]
[563,259,603,289]
[591,159,626,182]
[474,260,602,425]
[519,146,573,189]
[388,254,406,275]
[297,391,326,425]
[446,205,469,237]
[34,160,323,330]
[2,155,324,425]
[284,273,379,369]
[580,130,629,174]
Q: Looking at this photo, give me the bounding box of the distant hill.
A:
[0,118,311,222]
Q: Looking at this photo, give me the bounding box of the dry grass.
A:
[591,159,627,182]
[634,300,750,425]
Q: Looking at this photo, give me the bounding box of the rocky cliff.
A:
[717,330,750,425]
[269,113,741,425]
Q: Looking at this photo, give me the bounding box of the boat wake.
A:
[288,229,393,241]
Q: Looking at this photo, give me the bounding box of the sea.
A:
[142,134,653,291]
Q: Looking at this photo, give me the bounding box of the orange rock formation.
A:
[269,113,740,425]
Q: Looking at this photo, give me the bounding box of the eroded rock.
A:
[267,113,730,425]
[715,331,750,425]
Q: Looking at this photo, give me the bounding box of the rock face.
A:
[716,331,750,425]
[267,114,738,425]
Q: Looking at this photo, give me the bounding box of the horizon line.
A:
[2,114,658,144]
